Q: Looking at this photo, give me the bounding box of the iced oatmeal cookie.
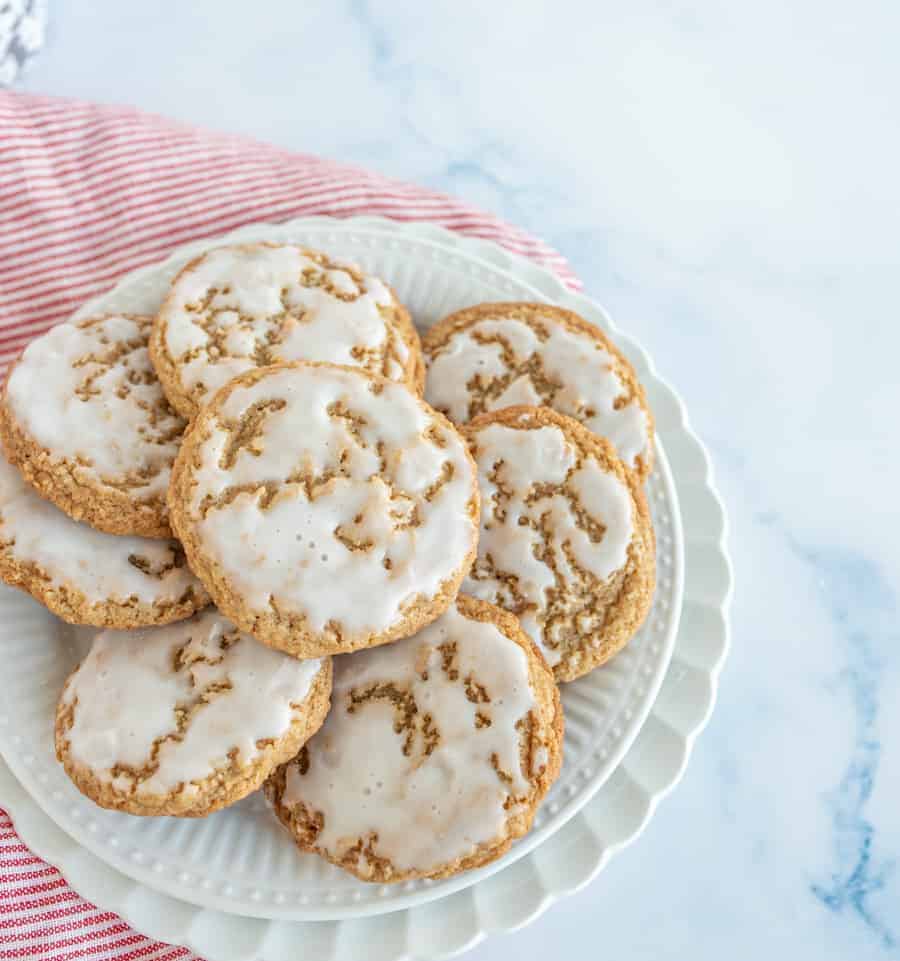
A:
[424,302,654,481]
[56,609,331,816]
[150,243,423,419]
[462,406,655,682]
[0,313,186,538]
[0,456,208,628]
[168,361,479,658]
[266,594,562,882]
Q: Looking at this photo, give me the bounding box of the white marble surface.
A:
[15,2,900,958]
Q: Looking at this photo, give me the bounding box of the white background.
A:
[16,2,900,959]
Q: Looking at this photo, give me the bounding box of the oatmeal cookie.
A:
[151,243,423,419]
[168,361,479,658]
[0,313,185,538]
[424,302,654,481]
[56,609,331,816]
[462,405,655,682]
[266,594,562,882]
[0,455,208,627]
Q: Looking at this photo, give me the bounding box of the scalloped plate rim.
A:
[0,215,731,959]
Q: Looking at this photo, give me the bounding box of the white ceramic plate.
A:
[0,219,729,952]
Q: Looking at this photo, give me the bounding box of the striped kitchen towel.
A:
[0,91,578,960]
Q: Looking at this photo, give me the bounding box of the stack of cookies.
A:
[0,243,655,884]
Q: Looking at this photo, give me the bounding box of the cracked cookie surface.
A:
[423,302,654,481]
[0,313,186,538]
[168,361,480,658]
[151,243,423,419]
[55,609,331,816]
[265,594,562,882]
[462,406,655,682]
[0,456,208,627]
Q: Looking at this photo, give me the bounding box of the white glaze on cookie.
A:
[465,418,633,666]
[60,610,324,797]
[182,363,478,640]
[5,314,184,505]
[0,456,203,607]
[281,601,542,873]
[158,245,411,408]
[426,312,650,469]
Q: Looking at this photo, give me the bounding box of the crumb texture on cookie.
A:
[169,362,479,656]
[56,609,330,816]
[463,407,654,682]
[0,456,208,626]
[267,595,561,881]
[1,314,185,537]
[424,303,653,478]
[153,244,420,416]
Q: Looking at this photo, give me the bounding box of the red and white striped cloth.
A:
[0,92,579,960]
